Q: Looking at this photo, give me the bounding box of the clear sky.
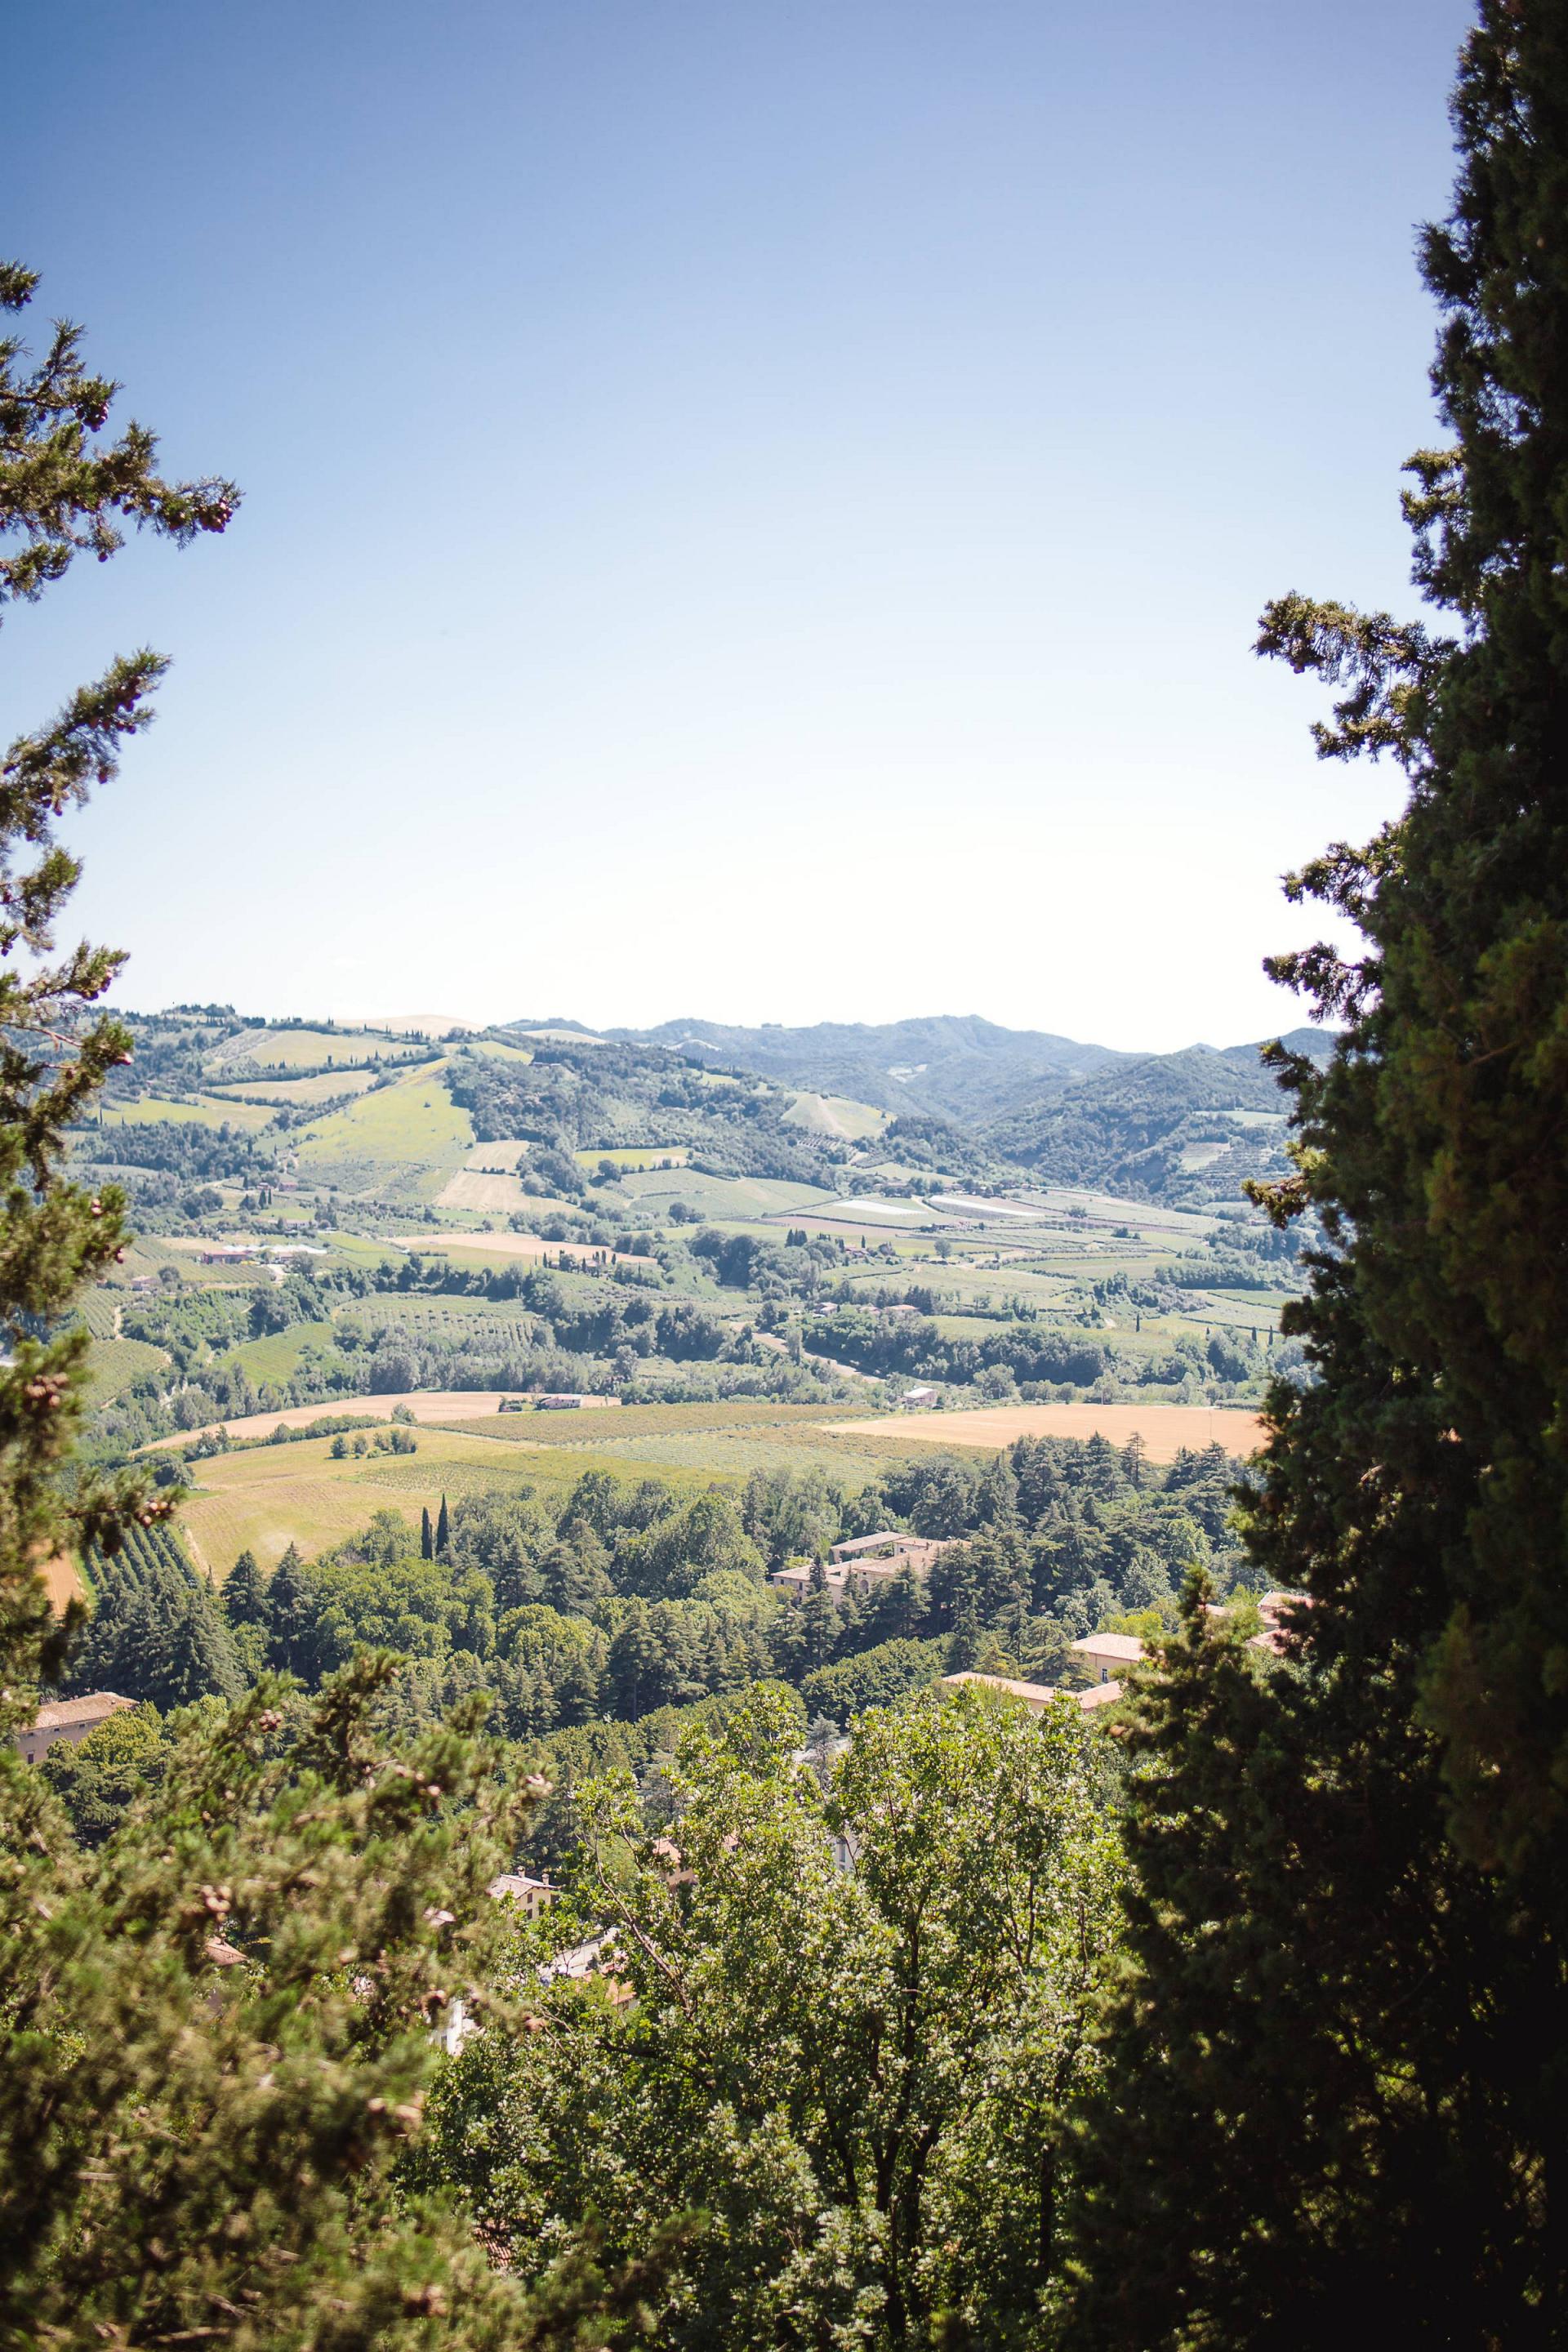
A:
[8,0,1474,1051]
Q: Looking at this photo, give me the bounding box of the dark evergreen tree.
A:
[1066,8,1568,2335]
[0,262,233,1692]
[607,1601,661,1720]
[222,1547,265,1627]
[262,1542,315,1678]
[126,1580,243,1711]
[798,1561,839,1673]
[435,1493,450,1556]
[421,1504,434,1561]
[553,1646,603,1728]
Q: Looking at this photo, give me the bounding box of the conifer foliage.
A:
[1065,7,1568,2337]
[0,270,645,2347]
[0,260,235,1684]
[69,1522,243,1708]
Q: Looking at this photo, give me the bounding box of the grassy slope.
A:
[207,1027,418,1075]
[292,1063,473,1196]
[98,1096,278,1131]
[178,1423,745,1575]
[616,1169,837,1219]
[783,1092,890,1142]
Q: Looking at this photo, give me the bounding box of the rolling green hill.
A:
[81,1006,1334,1241]
[608,1014,1335,1205]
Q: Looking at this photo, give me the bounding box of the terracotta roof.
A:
[1077,1680,1124,1710]
[832,1530,919,1557]
[942,1671,1058,1704]
[28,1691,132,1732]
[1070,1633,1144,1662]
[488,1872,555,1900]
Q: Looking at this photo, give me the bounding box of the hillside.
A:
[608,1013,1335,1206]
[89,1008,1335,1218]
[66,999,1315,1575]
[983,1029,1334,1200]
[609,1013,1125,1125]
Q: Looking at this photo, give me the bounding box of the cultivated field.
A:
[437,1169,531,1212]
[460,1139,533,1170]
[783,1092,889,1142]
[574,1145,690,1169]
[99,1094,278,1131]
[291,1064,472,1193]
[391,1231,654,1266]
[146,1391,1267,1579]
[83,1335,168,1402]
[205,1067,381,1106]
[616,1169,838,1220]
[42,1553,84,1611]
[149,1389,620,1448]
[206,1026,421,1075]
[175,1424,735,1575]
[831,1401,1266,1462]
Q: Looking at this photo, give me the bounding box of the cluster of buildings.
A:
[768,1530,958,1603]
[942,1628,1146,1718]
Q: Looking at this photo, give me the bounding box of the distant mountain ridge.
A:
[607,1013,1124,1125]
[590,1013,1335,1206]
[604,1013,1330,1129]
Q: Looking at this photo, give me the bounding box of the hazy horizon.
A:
[117,996,1331,1062]
[12,0,1472,1053]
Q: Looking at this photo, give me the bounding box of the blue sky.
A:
[8,0,1473,1049]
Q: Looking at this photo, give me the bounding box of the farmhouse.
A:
[828,1530,953,1571]
[15,1690,132,1766]
[902,1384,940,1409]
[941,1670,1058,1715]
[940,1670,1124,1717]
[1070,1632,1145,1684]
[1248,1588,1311,1657]
[488,1871,559,1920]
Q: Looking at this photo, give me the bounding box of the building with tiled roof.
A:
[15,1690,133,1767]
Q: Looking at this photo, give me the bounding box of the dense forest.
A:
[49,1432,1244,1852]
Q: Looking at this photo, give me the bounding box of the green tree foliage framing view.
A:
[1064,6,1568,2337]
[0,259,235,1681]
[0,268,653,2348]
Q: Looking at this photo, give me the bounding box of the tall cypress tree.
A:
[421,1505,434,1561]
[1065,6,1568,2337]
[435,1493,450,1557]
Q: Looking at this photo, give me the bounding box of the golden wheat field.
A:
[830,1401,1264,1463]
